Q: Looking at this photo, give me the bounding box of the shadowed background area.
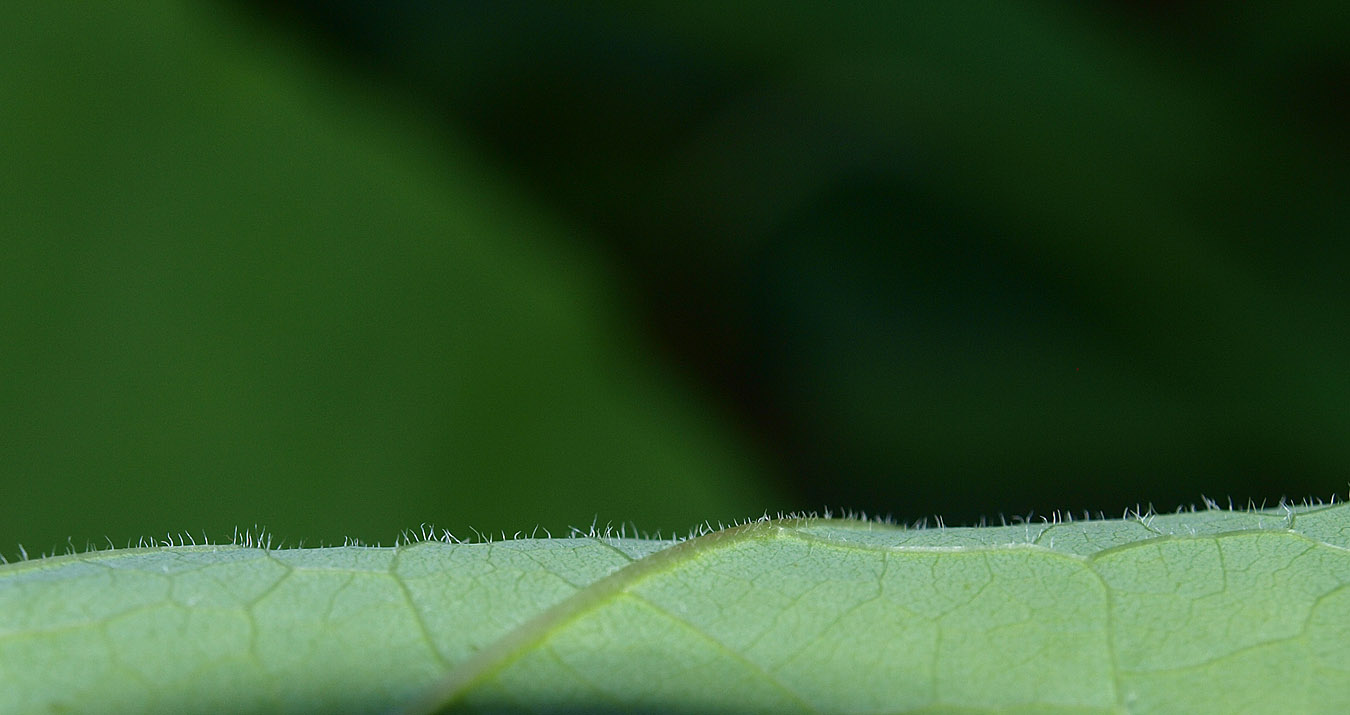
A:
[2,1,1347,560]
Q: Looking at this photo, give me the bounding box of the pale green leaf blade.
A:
[4,503,1349,714]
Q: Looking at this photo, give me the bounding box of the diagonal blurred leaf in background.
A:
[0,2,782,560]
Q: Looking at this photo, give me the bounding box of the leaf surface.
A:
[0,1,779,557]
[4,503,1349,714]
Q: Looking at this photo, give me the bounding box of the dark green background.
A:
[3,2,1347,560]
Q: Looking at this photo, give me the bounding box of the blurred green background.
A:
[3,2,1347,560]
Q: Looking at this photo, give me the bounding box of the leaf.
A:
[4,502,1349,714]
[0,1,780,558]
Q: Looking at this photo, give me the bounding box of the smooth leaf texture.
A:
[4,503,1350,714]
[1,1,780,558]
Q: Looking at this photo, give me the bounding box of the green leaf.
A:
[0,1,780,558]
[5,502,1349,714]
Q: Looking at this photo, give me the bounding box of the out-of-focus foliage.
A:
[2,1,1347,559]
[0,2,780,560]
[245,2,1350,520]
